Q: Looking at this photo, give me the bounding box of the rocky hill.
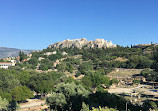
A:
[0,47,35,59]
[49,38,117,49]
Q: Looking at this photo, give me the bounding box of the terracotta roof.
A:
[0,62,12,64]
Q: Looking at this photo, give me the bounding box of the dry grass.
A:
[107,68,143,78]
[115,57,128,62]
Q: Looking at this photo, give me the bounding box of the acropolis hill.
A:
[49,38,117,49]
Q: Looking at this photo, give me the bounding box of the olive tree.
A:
[0,96,9,110]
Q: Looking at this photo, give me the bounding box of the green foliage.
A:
[39,64,48,71]
[141,69,158,82]
[19,51,26,62]
[143,100,158,110]
[0,96,9,110]
[78,62,93,75]
[127,55,153,69]
[48,52,63,61]
[64,57,80,65]
[0,90,12,102]
[46,92,67,110]
[82,73,111,89]
[16,70,32,86]
[154,48,158,71]
[65,62,74,73]
[46,82,90,111]
[56,62,66,72]
[29,74,54,94]
[149,101,158,110]
[55,82,90,97]
[91,106,118,111]
[96,85,106,92]
[2,44,158,111]
[0,69,20,92]
[40,58,53,70]
[29,71,63,94]
[11,86,33,102]
[75,71,81,77]
[0,68,63,103]
[111,79,119,84]
[88,91,141,111]
[28,57,38,65]
[56,62,74,73]
[80,102,89,111]
[59,76,81,87]
[133,80,140,84]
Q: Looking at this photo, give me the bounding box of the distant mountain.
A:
[0,47,36,59]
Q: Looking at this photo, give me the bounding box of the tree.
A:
[0,96,9,110]
[78,62,93,75]
[0,69,20,92]
[28,57,38,65]
[39,64,48,71]
[80,102,89,111]
[48,52,63,61]
[19,51,25,62]
[56,62,66,72]
[141,69,158,82]
[11,86,33,102]
[82,73,111,89]
[131,44,133,48]
[154,48,158,71]
[66,62,74,73]
[149,101,158,110]
[0,90,12,102]
[28,73,55,95]
[46,92,67,110]
[46,82,90,111]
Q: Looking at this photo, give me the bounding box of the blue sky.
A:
[0,0,158,50]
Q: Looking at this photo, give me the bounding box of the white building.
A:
[0,62,15,69]
[44,51,57,56]
[62,52,68,55]
[38,57,45,61]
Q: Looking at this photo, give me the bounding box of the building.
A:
[62,52,68,55]
[38,57,45,61]
[0,62,15,69]
[44,51,56,56]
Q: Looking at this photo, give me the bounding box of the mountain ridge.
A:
[0,47,36,59]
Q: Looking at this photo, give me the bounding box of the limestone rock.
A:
[49,38,117,49]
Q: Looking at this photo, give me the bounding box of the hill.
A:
[1,39,158,111]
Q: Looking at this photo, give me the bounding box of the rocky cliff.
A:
[49,38,117,49]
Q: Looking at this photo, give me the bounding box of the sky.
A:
[0,0,158,50]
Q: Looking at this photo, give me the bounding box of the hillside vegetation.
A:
[1,42,158,111]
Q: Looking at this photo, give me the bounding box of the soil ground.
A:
[18,99,48,111]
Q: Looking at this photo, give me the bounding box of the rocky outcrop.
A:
[49,38,117,49]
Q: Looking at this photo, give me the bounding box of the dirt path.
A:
[108,85,158,96]
[108,85,145,93]
[19,99,46,110]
